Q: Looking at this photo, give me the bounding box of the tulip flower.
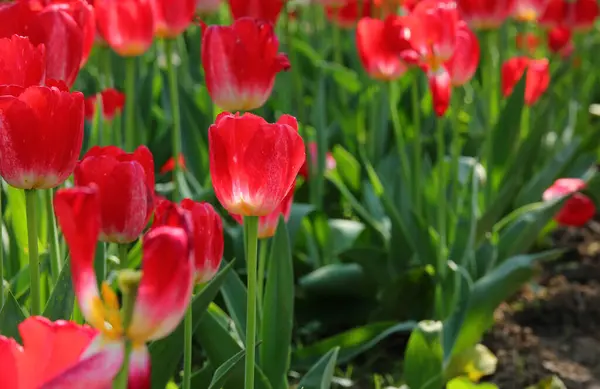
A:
[355,17,408,81]
[53,185,194,385]
[325,0,373,28]
[94,0,155,56]
[515,32,541,54]
[547,26,573,57]
[209,112,305,217]
[446,21,480,87]
[456,0,515,29]
[539,0,599,30]
[151,0,196,38]
[201,17,290,111]
[512,0,550,22]
[160,153,187,174]
[0,84,84,190]
[543,178,596,226]
[196,0,222,14]
[299,142,337,180]
[231,184,295,239]
[153,198,225,283]
[0,1,84,86]
[0,316,124,388]
[84,88,126,121]
[74,145,156,244]
[501,56,550,106]
[0,35,46,88]
[228,0,283,24]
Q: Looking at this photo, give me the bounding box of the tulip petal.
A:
[128,344,151,389]
[0,34,46,88]
[428,67,452,117]
[127,226,193,343]
[0,336,19,389]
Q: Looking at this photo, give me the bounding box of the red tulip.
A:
[356,17,408,81]
[299,142,337,180]
[0,1,84,86]
[154,198,225,283]
[512,0,550,21]
[446,21,480,86]
[539,0,599,30]
[543,178,596,226]
[515,32,540,54]
[201,17,290,111]
[228,0,283,24]
[160,153,187,174]
[84,87,126,121]
[151,0,196,38]
[231,183,295,239]
[74,145,155,243]
[0,316,124,388]
[95,0,155,56]
[209,112,305,217]
[457,0,515,29]
[501,56,550,106]
[0,35,46,88]
[196,0,222,14]
[0,85,84,189]
[547,26,573,57]
[325,0,373,28]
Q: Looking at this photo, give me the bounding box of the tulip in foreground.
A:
[74,145,156,243]
[228,0,284,24]
[543,178,596,227]
[201,17,290,111]
[0,84,84,189]
[209,112,305,217]
[53,185,194,386]
[501,56,550,106]
[0,316,124,388]
[151,0,196,38]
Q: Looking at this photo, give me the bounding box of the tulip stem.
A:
[389,81,411,188]
[124,57,136,151]
[257,239,269,305]
[113,271,141,389]
[165,39,182,202]
[94,242,106,288]
[46,189,61,284]
[182,305,192,389]
[243,216,259,389]
[25,190,40,315]
[119,244,129,270]
[411,75,422,214]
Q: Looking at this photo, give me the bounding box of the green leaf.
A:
[292,321,416,369]
[404,321,444,389]
[447,377,498,389]
[332,145,361,191]
[6,186,28,256]
[297,347,340,389]
[190,362,214,389]
[220,263,247,342]
[445,344,498,382]
[260,218,294,389]
[288,204,315,248]
[43,261,74,321]
[453,250,563,354]
[208,348,246,389]
[298,263,373,299]
[0,289,25,341]
[149,260,235,389]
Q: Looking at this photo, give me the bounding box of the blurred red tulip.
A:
[154,198,225,283]
[457,0,515,29]
[547,25,573,57]
[513,0,550,21]
[543,178,596,226]
[540,0,599,29]
[209,112,305,217]
[160,153,187,174]
[0,85,84,189]
[228,0,283,24]
[0,316,123,388]
[231,183,295,239]
[84,87,126,120]
[446,21,480,86]
[201,17,290,111]
[0,35,46,88]
[196,0,221,14]
[74,145,155,243]
[151,0,196,38]
[0,1,84,86]
[95,0,155,56]
[299,142,337,180]
[501,56,550,106]
[515,32,540,54]
[427,68,452,117]
[325,0,373,28]
[356,17,408,81]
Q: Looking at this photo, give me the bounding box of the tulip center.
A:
[90,282,124,340]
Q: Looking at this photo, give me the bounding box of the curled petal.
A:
[127,226,194,343]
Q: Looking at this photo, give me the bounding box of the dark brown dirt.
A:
[484,222,600,389]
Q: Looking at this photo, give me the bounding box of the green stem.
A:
[124,57,136,151]
[46,189,61,284]
[119,244,129,270]
[436,117,447,270]
[113,271,140,389]
[448,91,462,245]
[94,241,106,288]
[102,46,113,88]
[182,305,192,389]
[389,81,412,187]
[411,75,422,213]
[90,97,102,149]
[25,190,40,315]
[165,39,182,202]
[243,216,259,389]
[483,30,499,205]
[257,239,269,305]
